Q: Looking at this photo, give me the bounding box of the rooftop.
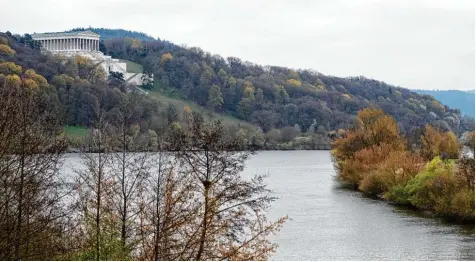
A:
[31,30,100,38]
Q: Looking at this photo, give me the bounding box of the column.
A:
[97,40,99,51]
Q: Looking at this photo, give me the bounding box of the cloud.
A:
[1,0,474,90]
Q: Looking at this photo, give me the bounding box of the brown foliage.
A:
[168,113,287,260]
[420,124,460,160]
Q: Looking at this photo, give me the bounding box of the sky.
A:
[1,0,474,90]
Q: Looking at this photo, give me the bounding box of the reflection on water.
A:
[241,151,475,261]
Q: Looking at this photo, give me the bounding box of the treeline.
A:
[94,29,473,140]
[67,28,156,41]
[0,39,286,260]
[0,31,335,150]
[332,108,475,222]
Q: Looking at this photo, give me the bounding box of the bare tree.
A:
[0,79,68,260]
[75,99,116,260]
[135,138,198,261]
[108,100,149,257]
[169,113,287,261]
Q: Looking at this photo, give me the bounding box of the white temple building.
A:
[31,30,150,87]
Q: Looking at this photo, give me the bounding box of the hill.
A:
[68,27,156,41]
[414,89,475,118]
[98,29,474,138]
[1,29,474,150]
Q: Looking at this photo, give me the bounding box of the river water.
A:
[62,151,475,260]
[242,151,475,261]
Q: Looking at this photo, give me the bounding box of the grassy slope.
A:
[63,91,257,140]
[120,59,143,74]
[146,89,256,129]
[64,125,88,138]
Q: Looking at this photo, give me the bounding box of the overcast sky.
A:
[1,0,474,90]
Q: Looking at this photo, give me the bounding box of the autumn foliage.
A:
[332,107,474,222]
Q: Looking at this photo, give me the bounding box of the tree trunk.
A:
[195,185,209,261]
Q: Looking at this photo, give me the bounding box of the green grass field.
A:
[64,125,88,138]
[121,60,143,74]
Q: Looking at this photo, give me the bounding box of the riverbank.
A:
[331,108,475,224]
[59,151,474,260]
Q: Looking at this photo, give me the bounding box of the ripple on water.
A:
[240,151,475,261]
[61,152,475,261]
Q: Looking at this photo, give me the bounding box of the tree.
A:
[207,84,224,110]
[281,126,299,142]
[108,99,149,257]
[465,131,475,156]
[0,76,68,260]
[274,85,289,104]
[160,53,173,64]
[251,110,278,133]
[420,124,461,161]
[0,44,15,56]
[169,113,286,260]
[76,99,115,260]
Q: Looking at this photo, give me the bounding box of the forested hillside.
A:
[0,31,291,150]
[97,29,474,139]
[414,89,475,117]
[68,27,156,41]
[1,29,474,150]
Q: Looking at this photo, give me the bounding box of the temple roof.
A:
[31,30,100,38]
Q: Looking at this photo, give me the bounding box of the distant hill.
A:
[4,28,474,147]
[414,89,475,117]
[95,29,474,136]
[67,27,156,41]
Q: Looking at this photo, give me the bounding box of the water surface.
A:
[242,151,475,261]
[62,151,475,260]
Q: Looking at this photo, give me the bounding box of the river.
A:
[62,151,475,260]
[242,151,475,261]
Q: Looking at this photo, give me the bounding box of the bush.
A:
[359,170,395,196]
[449,189,475,220]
